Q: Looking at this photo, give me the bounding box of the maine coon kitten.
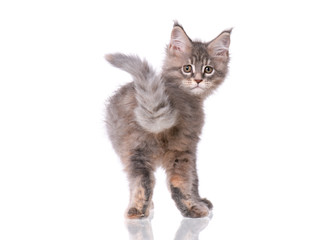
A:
[105,23,231,219]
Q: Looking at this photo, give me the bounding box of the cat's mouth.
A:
[190,85,205,94]
[191,85,204,90]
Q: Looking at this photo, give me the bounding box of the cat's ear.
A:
[168,23,192,56]
[208,29,232,58]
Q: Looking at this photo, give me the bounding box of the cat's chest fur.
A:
[153,93,205,153]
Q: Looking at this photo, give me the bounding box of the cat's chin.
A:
[190,86,206,96]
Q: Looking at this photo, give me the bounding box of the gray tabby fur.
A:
[105,22,231,219]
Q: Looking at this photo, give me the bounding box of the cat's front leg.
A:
[166,153,211,218]
[125,149,155,219]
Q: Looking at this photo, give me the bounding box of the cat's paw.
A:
[126,207,147,219]
[126,201,154,219]
[200,198,213,210]
[182,202,210,218]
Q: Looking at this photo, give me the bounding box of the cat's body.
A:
[105,23,231,219]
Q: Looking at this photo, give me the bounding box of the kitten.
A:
[105,22,231,219]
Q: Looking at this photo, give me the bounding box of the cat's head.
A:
[163,22,231,97]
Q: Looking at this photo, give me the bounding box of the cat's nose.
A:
[195,79,203,84]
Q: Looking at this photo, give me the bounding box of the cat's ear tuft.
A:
[208,29,232,58]
[168,23,192,56]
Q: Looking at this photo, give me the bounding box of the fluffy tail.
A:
[105,53,178,133]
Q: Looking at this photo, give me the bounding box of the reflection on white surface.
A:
[126,211,211,240]
[174,216,211,240]
[126,211,154,240]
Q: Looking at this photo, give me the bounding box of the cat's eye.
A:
[182,65,192,73]
[204,66,214,74]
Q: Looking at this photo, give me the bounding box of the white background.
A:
[1,0,335,239]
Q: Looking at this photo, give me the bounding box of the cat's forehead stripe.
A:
[189,56,211,66]
[203,58,210,65]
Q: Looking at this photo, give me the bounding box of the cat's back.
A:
[105,82,138,151]
[106,82,136,117]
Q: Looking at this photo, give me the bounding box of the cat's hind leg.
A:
[125,149,155,219]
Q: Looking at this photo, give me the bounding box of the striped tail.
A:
[105,53,178,133]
